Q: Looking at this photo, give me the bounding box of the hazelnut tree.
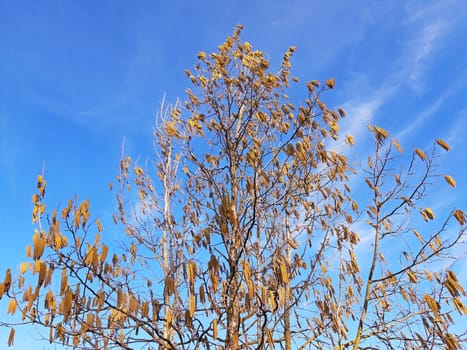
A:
[1,25,466,350]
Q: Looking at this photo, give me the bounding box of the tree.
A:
[1,25,466,350]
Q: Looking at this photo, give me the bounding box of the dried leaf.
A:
[444,175,456,188]
[100,244,109,263]
[391,138,404,152]
[420,208,434,221]
[424,294,439,317]
[407,270,418,283]
[424,208,435,220]
[7,328,15,347]
[280,263,289,284]
[7,299,17,314]
[351,200,359,212]
[415,148,427,161]
[345,135,355,146]
[213,319,218,339]
[325,78,335,89]
[436,139,450,151]
[189,295,195,317]
[20,262,28,274]
[25,245,32,258]
[453,210,465,225]
[3,268,11,292]
[374,125,389,140]
[96,219,103,232]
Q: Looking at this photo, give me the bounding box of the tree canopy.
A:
[1,25,466,350]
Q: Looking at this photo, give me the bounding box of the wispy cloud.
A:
[394,89,449,142]
[335,1,465,148]
[400,20,447,92]
[396,1,467,93]
[341,86,395,139]
[445,107,467,149]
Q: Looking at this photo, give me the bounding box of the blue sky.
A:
[1,0,466,348]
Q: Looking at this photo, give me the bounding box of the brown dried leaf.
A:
[96,219,103,232]
[453,210,465,225]
[345,135,355,146]
[415,148,427,161]
[7,328,15,347]
[7,299,16,315]
[424,208,435,220]
[374,126,389,140]
[424,294,439,317]
[444,175,456,188]
[325,78,335,89]
[391,138,404,153]
[407,270,418,283]
[436,139,450,151]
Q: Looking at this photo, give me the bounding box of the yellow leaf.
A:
[407,270,418,283]
[413,229,424,243]
[33,259,41,273]
[351,200,358,212]
[96,219,103,233]
[164,122,178,137]
[4,268,11,292]
[20,262,28,274]
[453,210,465,225]
[7,328,15,347]
[266,328,274,348]
[7,299,17,314]
[189,295,195,317]
[374,125,389,140]
[213,319,218,339]
[325,78,335,89]
[345,135,355,146]
[100,244,109,263]
[424,294,439,317]
[199,285,205,304]
[436,139,450,151]
[422,208,435,221]
[415,148,426,161]
[31,194,39,204]
[268,291,275,310]
[391,138,404,152]
[329,121,339,132]
[444,175,456,188]
[37,175,43,188]
[280,263,288,284]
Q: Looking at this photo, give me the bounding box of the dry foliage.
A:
[1,25,466,350]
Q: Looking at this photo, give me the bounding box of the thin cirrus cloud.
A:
[336,1,464,154]
[401,20,448,92]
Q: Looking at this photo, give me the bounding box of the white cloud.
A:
[445,107,467,149]
[394,89,448,142]
[402,20,447,91]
